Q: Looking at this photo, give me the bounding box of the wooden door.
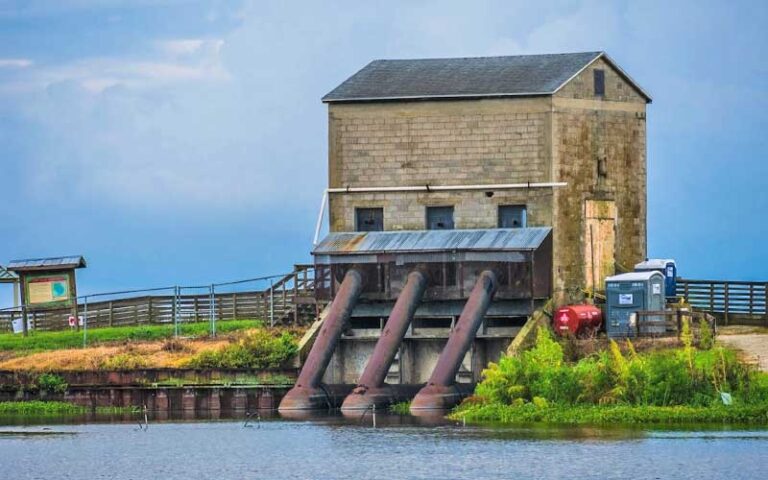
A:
[584,200,616,293]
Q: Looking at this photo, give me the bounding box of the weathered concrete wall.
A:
[551,57,647,301]
[329,189,554,231]
[322,336,503,385]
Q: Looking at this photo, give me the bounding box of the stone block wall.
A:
[329,98,552,189]
[325,57,648,299]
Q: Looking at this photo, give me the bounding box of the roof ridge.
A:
[368,51,603,63]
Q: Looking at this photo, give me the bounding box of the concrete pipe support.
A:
[410,269,498,412]
[341,269,428,411]
[278,268,364,411]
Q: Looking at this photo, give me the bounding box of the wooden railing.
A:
[0,264,321,333]
[676,279,768,326]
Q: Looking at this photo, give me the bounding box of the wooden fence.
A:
[633,309,716,337]
[676,279,768,326]
[0,265,322,333]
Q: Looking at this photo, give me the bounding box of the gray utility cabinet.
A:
[605,271,665,338]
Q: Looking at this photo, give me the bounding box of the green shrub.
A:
[100,353,149,370]
[699,318,714,350]
[186,330,297,370]
[470,326,768,410]
[36,373,68,394]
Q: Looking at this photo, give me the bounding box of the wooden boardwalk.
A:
[0,265,324,332]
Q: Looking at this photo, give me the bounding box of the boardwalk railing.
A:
[676,279,768,326]
[0,264,322,333]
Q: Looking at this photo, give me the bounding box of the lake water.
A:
[1,413,767,479]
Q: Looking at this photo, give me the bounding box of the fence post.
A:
[108,301,114,327]
[210,284,216,338]
[148,296,154,324]
[676,309,682,339]
[749,284,755,317]
[269,279,275,327]
[724,282,729,325]
[282,281,287,320]
[173,286,179,338]
[83,296,88,348]
[232,292,238,320]
[709,282,714,314]
[764,283,768,327]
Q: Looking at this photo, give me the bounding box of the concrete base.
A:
[410,384,473,412]
[277,384,355,411]
[277,386,332,411]
[340,384,423,412]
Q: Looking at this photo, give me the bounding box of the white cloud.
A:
[158,38,224,57]
[0,58,33,68]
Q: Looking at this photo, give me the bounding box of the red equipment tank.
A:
[554,304,602,337]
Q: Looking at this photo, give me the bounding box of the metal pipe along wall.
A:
[340,269,428,411]
[410,269,498,411]
[278,268,364,410]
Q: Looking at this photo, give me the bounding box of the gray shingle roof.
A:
[8,256,86,272]
[323,51,650,103]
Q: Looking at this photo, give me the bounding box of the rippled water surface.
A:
[1,414,767,479]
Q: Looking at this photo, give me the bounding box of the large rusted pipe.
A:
[410,269,497,411]
[341,269,428,411]
[278,268,364,411]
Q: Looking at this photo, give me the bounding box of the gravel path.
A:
[718,334,768,371]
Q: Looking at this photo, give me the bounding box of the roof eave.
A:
[322,91,554,104]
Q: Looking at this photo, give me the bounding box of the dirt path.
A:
[718,333,768,371]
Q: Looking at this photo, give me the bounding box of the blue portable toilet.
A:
[635,259,677,298]
[605,271,666,338]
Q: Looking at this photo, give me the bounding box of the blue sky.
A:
[1,0,767,307]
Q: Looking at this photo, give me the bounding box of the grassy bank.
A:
[0,401,132,416]
[454,325,768,425]
[451,404,768,425]
[0,320,262,353]
[0,321,301,371]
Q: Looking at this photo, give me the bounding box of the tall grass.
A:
[0,401,132,415]
[0,320,263,352]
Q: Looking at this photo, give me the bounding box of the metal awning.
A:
[313,228,552,264]
[0,265,18,283]
[7,256,87,272]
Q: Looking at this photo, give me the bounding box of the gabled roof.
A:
[8,256,87,272]
[313,227,552,255]
[323,51,651,103]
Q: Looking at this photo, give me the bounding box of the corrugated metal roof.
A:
[313,228,551,255]
[7,256,87,272]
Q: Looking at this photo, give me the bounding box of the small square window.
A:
[593,69,605,96]
[498,205,527,228]
[426,206,454,230]
[355,208,384,232]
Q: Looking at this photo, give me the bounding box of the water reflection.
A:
[1,413,767,480]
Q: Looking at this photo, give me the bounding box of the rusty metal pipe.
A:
[341,269,428,411]
[410,269,497,411]
[278,268,364,410]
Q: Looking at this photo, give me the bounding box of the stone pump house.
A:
[321,51,651,301]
